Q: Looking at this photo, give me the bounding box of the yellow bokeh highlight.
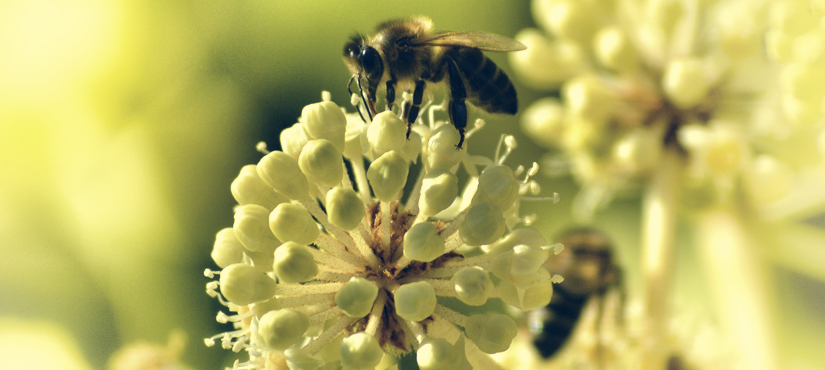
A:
[0,0,122,100]
[0,318,92,370]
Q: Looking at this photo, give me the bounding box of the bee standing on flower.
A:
[343,16,526,148]
[204,89,556,370]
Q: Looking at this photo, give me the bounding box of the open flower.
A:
[204,92,561,370]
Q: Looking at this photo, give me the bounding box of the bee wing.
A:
[414,31,527,52]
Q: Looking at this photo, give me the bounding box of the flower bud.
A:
[367,150,409,202]
[765,29,794,62]
[326,187,366,231]
[245,248,275,273]
[705,132,746,175]
[484,227,548,255]
[793,30,825,65]
[472,165,519,209]
[299,139,344,187]
[770,1,817,36]
[521,98,565,147]
[716,7,760,59]
[649,0,684,38]
[563,117,606,151]
[340,333,383,370]
[419,167,459,217]
[258,309,310,350]
[781,63,825,103]
[510,29,585,89]
[403,222,446,262]
[257,151,309,200]
[317,333,343,363]
[426,124,466,170]
[594,26,638,72]
[662,58,709,109]
[497,269,553,310]
[743,155,793,206]
[302,101,346,152]
[219,263,277,305]
[490,244,550,282]
[367,111,407,156]
[782,94,821,126]
[451,266,494,306]
[399,129,423,162]
[234,204,280,252]
[284,349,323,370]
[417,338,462,370]
[536,0,597,45]
[563,73,616,125]
[459,203,506,247]
[269,203,319,245]
[343,114,366,160]
[394,281,437,322]
[280,122,311,158]
[231,165,289,211]
[335,277,379,318]
[211,228,244,268]
[612,128,663,174]
[463,314,517,354]
[273,242,318,284]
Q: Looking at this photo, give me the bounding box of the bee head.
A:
[342,35,384,83]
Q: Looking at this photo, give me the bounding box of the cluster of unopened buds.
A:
[204,92,562,370]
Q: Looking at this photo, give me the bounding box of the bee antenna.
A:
[348,75,368,123]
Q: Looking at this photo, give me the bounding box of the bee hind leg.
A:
[445,57,467,149]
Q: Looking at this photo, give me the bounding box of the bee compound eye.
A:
[359,46,383,79]
[343,41,360,60]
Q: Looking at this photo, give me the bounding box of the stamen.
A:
[380,201,392,256]
[255,141,270,155]
[364,290,387,336]
[303,315,358,355]
[309,305,345,326]
[433,305,467,327]
[277,292,336,309]
[275,282,344,296]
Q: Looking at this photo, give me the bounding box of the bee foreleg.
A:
[446,57,467,149]
[385,78,397,111]
[356,76,374,121]
[403,80,426,139]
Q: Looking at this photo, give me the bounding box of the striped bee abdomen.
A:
[531,284,589,358]
[448,47,518,115]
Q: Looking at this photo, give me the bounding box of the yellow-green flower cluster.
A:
[513,0,825,218]
[204,92,560,370]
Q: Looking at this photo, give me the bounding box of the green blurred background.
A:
[1,0,823,369]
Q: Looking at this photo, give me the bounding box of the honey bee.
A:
[529,227,624,359]
[342,16,526,149]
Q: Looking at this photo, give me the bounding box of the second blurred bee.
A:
[529,227,623,359]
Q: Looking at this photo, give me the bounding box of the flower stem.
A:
[697,207,777,370]
[350,156,372,205]
[641,148,680,337]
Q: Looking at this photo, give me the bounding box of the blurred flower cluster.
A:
[505,0,825,369]
[511,0,824,218]
[205,93,562,370]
